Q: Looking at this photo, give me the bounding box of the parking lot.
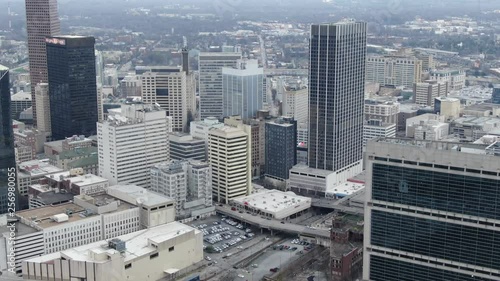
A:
[190,215,258,256]
[237,239,315,281]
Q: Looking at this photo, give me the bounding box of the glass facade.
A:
[222,69,264,120]
[308,22,366,171]
[47,36,98,140]
[371,210,500,270]
[372,163,500,220]
[370,256,494,281]
[0,66,16,213]
[368,160,500,281]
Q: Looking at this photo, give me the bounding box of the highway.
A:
[215,205,330,239]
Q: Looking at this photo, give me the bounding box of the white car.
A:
[237,274,245,278]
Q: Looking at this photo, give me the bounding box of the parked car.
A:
[270,267,279,272]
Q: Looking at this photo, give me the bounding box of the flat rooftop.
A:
[290,164,333,177]
[232,189,311,213]
[373,137,497,157]
[16,203,89,229]
[326,181,365,197]
[18,160,64,177]
[107,184,174,207]
[26,222,199,263]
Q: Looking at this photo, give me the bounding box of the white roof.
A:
[326,181,365,196]
[232,189,311,213]
[11,91,32,101]
[25,222,198,263]
[106,184,174,207]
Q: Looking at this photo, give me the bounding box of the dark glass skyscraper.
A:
[364,138,500,281]
[308,22,366,172]
[265,117,297,181]
[0,65,16,213]
[46,36,98,140]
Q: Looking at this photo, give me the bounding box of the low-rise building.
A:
[150,160,213,219]
[364,99,400,125]
[434,97,461,120]
[450,116,500,141]
[0,184,175,275]
[49,146,99,175]
[363,120,396,147]
[10,91,32,119]
[413,80,448,106]
[430,68,465,91]
[231,189,311,220]
[17,159,64,196]
[330,213,363,281]
[21,222,203,281]
[462,103,500,117]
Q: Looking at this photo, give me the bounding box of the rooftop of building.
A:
[67,155,98,168]
[209,126,247,138]
[326,180,365,197]
[24,222,199,264]
[169,132,204,143]
[191,117,223,127]
[63,173,108,186]
[463,103,500,111]
[11,91,32,101]
[232,189,311,213]
[29,186,74,205]
[52,146,98,160]
[18,159,64,178]
[0,64,8,71]
[0,219,39,236]
[64,135,92,143]
[473,135,500,145]
[104,104,166,127]
[16,202,89,229]
[76,193,136,212]
[107,184,174,207]
[290,164,334,177]
[435,96,460,102]
[267,117,295,127]
[373,137,499,157]
[199,52,241,57]
[452,116,500,125]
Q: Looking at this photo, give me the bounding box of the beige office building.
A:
[208,126,251,203]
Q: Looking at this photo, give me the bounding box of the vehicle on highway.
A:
[270,267,279,272]
[280,221,285,224]
[237,274,245,278]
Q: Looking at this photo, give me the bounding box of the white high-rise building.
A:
[199,52,241,119]
[98,104,172,188]
[222,59,265,119]
[208,126,251,203]
[150,159,212,217]
[34,83,51,136]
[140,67,188,132]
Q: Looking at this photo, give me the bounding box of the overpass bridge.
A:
[215,206,330,241]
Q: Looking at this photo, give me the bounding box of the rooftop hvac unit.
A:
[108,238,126,253]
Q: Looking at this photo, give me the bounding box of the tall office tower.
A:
[0,65,16,213]
[140,67,188,132]
[413,80,448,106]
[34,83,51,136]
[25,0,60,126]
[199,52,241,119]
[150,159,212,216]
[222,59,265,119]
[46,36,98,140]
[208,126,251,204]
[365,55,423,89]
[308,22,366,176]
[98,104,172,188]
[364,138,500,281]
[265,118,297,182]
[492,84,500,104]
